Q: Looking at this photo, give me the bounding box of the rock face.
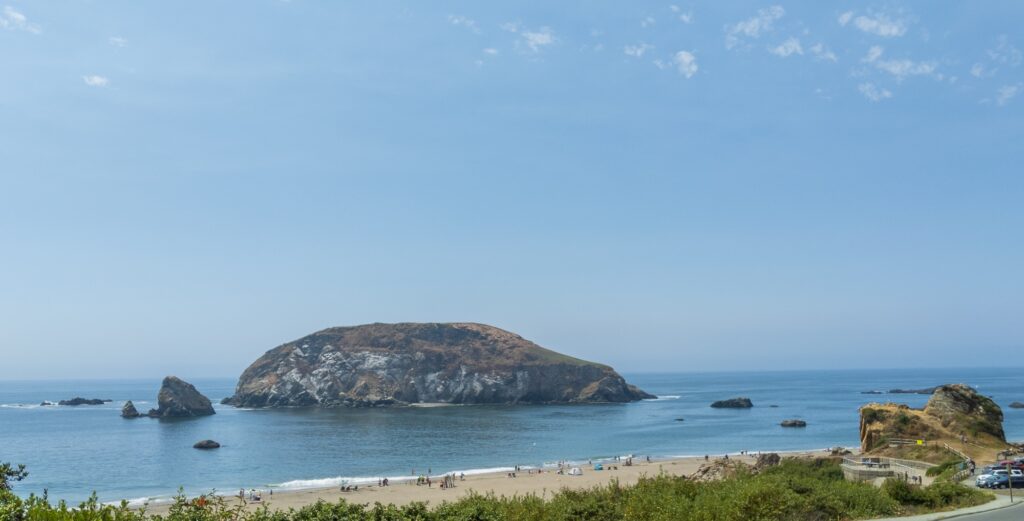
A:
[710,397,753,409]
[1009,402,1024,409]
[146,376,215,417]
[121,400,140,418]
[780,419,807,428]
[193,440,220,449]
[859,383,1005,453]
[58,397,111,406]
[223,323,654,407]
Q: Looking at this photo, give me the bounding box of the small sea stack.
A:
[121,400,141,418]
[193,440,220,449]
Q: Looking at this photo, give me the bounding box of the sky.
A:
[1,1,1022,380]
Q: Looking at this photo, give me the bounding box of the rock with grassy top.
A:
[222,322,654,407]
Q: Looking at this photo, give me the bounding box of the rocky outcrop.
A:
[146,376,215,417]
[859,384,1006,453]
[58,397,111,406]
[40,401,56,406]
[889,387,938,395]
[1009,402,1024,409]
[780,419,807,427]
[193,440,220,449]
[222,323,654,407]
[121,400,140,418]
[710,397,753,408]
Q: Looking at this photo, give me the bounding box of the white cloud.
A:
[725,5,784,50]
[970,63,986,78]
[109,36,127,47]
[641,16,656,28]
[838,11,854,27]
[520,27,555,53]
[673,50,698,78]
[482,48,498,55]
[858,82,892,101]
[996,83,1022,106]
[1,6,41,34]
[624,42,654,58]
[448,15,480,34]
[809,43,837,62]
[769,37,802,58]
[849,12,907,37]
[82,75,109,87]
[862,45,884,63]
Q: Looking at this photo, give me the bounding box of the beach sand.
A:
[141,450,835,515]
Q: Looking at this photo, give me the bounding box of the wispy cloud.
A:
[725,5,784,50]
[521,27,555,53]
[82,75,110,87]
[624,42,654,58]
[809,43,837,62]
[858,82,892,101]
[840,10,907,38]
[482,48,498,56]
[1,6,41,34]
[860,46,935,82]
[769,37,802,58]
[673,50,698,78]
[448,15,480,34]
[987,35,1022,66]
[641,16,656,28]
[670,5,693,24]
[996,83,1022,106]
[109,36,127,47]
[500,22,556,53]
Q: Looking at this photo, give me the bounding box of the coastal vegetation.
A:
[0,458,991,521]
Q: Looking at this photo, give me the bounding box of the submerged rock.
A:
[121,400,141,418]
[146,376,215,418]
[223,322,654,407]
[888,387,938,395]
[58,397,111,406]
[39,401,56,406]
[780,419,807,428]
[193,439,220,449]
[1009,402,1024,409]
[710,397,753,409]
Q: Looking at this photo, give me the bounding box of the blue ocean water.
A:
[1,368,1022,505]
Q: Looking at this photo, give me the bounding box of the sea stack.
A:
[146,376,215,417]
[121,400,141,418]
[222,322,654,407]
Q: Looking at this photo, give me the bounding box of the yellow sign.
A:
[916,440,924,445]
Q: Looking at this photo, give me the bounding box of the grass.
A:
[0,458,994,521]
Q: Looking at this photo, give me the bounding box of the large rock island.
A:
[223,322,654,407]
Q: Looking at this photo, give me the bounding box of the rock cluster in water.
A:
[56,397,111,406]
[193,439,220,449]
[1009,402,1024,409]
[710,397,753,408]
[780,419,807,427]
[222,322,654,407]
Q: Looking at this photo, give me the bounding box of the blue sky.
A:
[1,1,1022,379]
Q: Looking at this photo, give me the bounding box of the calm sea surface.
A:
[2,368,1022,504]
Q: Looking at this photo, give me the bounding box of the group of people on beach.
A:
[238,488,270,503]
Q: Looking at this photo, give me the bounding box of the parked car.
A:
[980,474,1024,489]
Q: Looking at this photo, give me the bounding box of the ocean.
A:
[2,368,1022,505]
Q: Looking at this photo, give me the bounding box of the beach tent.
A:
[568,467,583,476]
[593,463,603,471]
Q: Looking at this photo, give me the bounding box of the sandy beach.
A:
[142,450,837,515]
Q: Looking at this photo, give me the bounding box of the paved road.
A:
[953,500,1022,520]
